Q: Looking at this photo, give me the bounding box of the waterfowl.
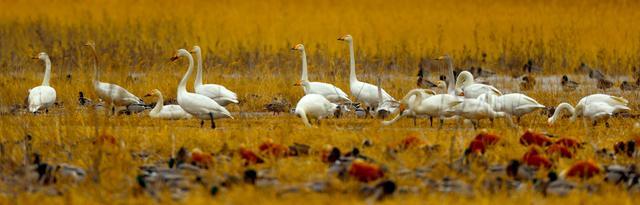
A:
[561,75,579,91]
[191,46,239,106]
[453,70,502,98]
[144,89,192,120]
[469,66,495,78]
[27,52,56,113]
[620,81,638,91]
[84,41,143,113]
[447,98,512,128]
[382,91,461,127]
[478,93,545,122]
[264,97,290,115]
[563,160,601,179]
[520,130,552,147]
[417,67,437,88]
[519,75,536,91]
[171,49,233,128]
[338,34,396,112]
[294,94,338,127]
[548,102,630,126]
[78,91,92,106]
[597,78,614,90]
[292,44,351,103]
[523,59,543,73]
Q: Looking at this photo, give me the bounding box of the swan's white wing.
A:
[179,93,231,119]
[350,81,395,106]
[196,84,238,100]
[308,82,351,103]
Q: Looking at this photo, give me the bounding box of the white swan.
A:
[27,52,56,113]
[478,93,545,122]
[84,42,143,111]
[191,46,239,106]
[383,90,461,127]
[294,94,338,127]
[338,34,396,112]
[548,102,629,126]
[172,49,233,128]
[292,44,351,104]
[144,89,192,120]
[447,98,513,128]
[573,94,628,121]
[454,70,502,98]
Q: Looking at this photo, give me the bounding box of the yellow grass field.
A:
[1,0,640,204]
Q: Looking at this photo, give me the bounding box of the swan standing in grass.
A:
[383,90,461,127]
[144,89,192,120]
[172,49,232,128]
[191,46,239,106]
[291,44,351,104]
[573,94,628,121]
[294,94,338,127]
[548,102,630,127]
[84,41,143,113]
[338,34,396,114]
[478,93,545,122]
[27,52,56,113]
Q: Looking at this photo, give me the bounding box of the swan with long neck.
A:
[453,70,502,98]
[172,49,232,128]
[383,90,461,126]
[84,41,143,110]
[548,101,629,126]
[191,45,239,106]
[144,89,192,120]
[448,98,514,128]
[338,34,396,111]
[294,94,338,127]
[27,52,57,113]
[291,44,351,103]
[572,94,628,121]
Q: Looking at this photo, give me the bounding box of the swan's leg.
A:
[209,113,216,129]
[605,121,610,128]
[200,120,205,128]
[111,106,115,115]
[439,118,444,129]
[592,120,597,127]
[516,116,521,124]
[413,116,417,126]
[429,116,433,127]
[45,108,49,114]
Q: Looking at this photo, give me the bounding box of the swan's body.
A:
[292,44,351,103]
[28,52,56,113]
[294,94,338,127]
[192,46,238,106]
[173,49,232,128]
[573,94,628,120]
[338,35,396,111]
[548,102,629,126]
[478,93,545,119]
[85,42,143,108]
[455,71,502,98]
[382,91,461,126]
[448,98,507,121]
[145,89,192,120]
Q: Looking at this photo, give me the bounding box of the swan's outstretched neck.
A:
[348,40,357,83]
[548,102,575,124]
[194,49,204,88]
[89,46,100,86]
[41,56,52,86]
[178,51,195,94]
[300,48,309,82]
[446,57,456,95]
[150,91,164,116]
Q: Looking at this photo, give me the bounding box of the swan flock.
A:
[22,36,632,129]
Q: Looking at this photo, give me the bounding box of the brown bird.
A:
[263,97,290,115]
[520,75,536,91]
[520,130,553,147]
[597,78,614,90]
[561,75,579,91]
[620,81,638,91]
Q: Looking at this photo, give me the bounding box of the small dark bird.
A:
[520,75,536,91]
[264,97,290,115]
[620,81,638,91]
[523,59,543,73]
[561,75,579,91]
[470,66,495,78]
[597,78,614,90]
[589,69,606,80]
[78,91,92,106]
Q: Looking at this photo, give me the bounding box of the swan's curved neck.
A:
[150,92,164,115]
[401,90,424,109]
[178,53,195,94]
[41,57,52,86]
[549,103,575,123]
[348,41,357,83]
[195,50,204,88]
[300,49,309,82]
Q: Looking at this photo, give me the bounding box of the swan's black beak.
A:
[143,94,152,97]
[170,56,179,62]
[31,56,38,59]
[189,50,195,54]
[291,47,297,50]
[337,37,344,41]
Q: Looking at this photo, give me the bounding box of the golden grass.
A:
[1,0,640,204]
